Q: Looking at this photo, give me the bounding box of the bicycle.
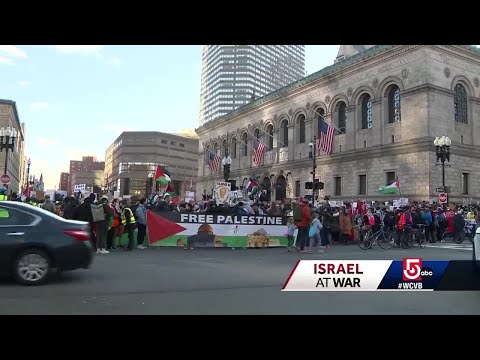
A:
[357,225,394,250]
[400,224,426,248]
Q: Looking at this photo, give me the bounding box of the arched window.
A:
[242,133,248,156]
[338,102,347,134]
[222,140,227,157]
[454,83,468,124]
[253,129,260,145]
[281,120,288,147]
[297,114,306,143]
[213,143,219,156]
[266,125,274,149]
[361,94,372,129]
[387,85,401,123]
[316,108,325,134]
[231,137,237,158]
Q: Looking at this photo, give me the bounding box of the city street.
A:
[1,242,478,315]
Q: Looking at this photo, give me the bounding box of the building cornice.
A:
[0,99,23,139]
[401,83,454,97]
[196,45,432,135]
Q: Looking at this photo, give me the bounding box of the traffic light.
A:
[305,181,324,190]
[315,180,324,190]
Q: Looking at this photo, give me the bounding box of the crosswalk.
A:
[424,241,473,251]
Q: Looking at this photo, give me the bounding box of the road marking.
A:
[424,243,472,251]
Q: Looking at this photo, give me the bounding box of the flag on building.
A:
[317,117,335,155]
[155,165,171,186]
[378,179,400,194]
[253,138,266,166]
[208,150,221,173]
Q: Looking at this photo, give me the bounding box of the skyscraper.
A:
[199,45,305,125]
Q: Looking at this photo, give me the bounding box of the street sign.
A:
[435,187,444,192]
[439,192,448,204]
[0,174,10,184]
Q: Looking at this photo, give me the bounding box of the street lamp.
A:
[0,126,17,189]
[146,171,154,199]
[222,153,232,182]
[434,135,451,189]
[26,158,31,197]
[309,136,317,204]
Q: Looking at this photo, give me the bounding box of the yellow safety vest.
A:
[121,207,136,225]
[0,209,9,218]
[0,194,7,201]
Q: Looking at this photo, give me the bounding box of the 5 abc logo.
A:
[402,258,434,281]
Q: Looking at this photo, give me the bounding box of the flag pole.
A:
[314,109,345,135]
[257,127,289,148]
[248,130,271,150]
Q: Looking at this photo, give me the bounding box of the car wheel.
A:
[13,249,51,286]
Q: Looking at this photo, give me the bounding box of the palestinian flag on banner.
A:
[378,179,400,194]
[246,177,261,192]
[146,210,288,247]
[155,165,171,186]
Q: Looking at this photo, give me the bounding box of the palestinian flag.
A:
[246,177,261,192]
[378,179,400,194]
[155,165,171,186]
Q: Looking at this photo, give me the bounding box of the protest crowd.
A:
[2,184,478,255]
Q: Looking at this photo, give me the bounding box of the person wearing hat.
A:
[0,186,7,201]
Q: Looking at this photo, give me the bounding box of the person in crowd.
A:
[453,208,465,243]
[106,198,122,250]
[94,195,114,254]
[286,216,296,251]
[121,199,136,251]
[339,208,353,245]
[135,198,148,249]
[293,198,311,253]
[307,212,324,253]
[41,194,56,213]
[74,193,96,250]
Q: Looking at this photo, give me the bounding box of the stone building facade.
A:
[195,45,480,203]
[0,100,26,194]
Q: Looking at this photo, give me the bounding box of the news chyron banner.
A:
[282,259,480,291]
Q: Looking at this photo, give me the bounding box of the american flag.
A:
[207,150,221,173]
[252,138,266,166]
[317,116,335,155]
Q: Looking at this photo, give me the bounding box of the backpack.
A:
[91,204,106,222]
[293,206,303,221]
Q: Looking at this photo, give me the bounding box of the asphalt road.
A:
[0,242,478,315]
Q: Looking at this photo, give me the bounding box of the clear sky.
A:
[0,45,340,190]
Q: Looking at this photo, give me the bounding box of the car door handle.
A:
[6,232,24,236]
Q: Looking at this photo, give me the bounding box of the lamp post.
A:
[433,135,451,189]
[26,158,31,197]
[222,153,232,182]
[309,136,317,204]
[147,171,154,199]
[0,126,17,190]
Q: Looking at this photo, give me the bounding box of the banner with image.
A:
[147,210,288,248]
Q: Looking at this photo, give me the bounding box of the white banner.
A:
[282,260,393,291]
[215,182,231,205]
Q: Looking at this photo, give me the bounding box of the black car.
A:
[0,201,93,285]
